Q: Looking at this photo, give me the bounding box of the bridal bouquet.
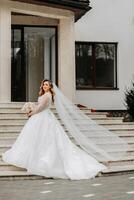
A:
[21,102,36,113]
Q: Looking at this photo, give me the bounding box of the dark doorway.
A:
[11,25,58,102]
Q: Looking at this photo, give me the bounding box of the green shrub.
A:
[125,83,134,119]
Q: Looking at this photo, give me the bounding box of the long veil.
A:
[53,83,130,162]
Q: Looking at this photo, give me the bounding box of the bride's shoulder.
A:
[38,92,52,100]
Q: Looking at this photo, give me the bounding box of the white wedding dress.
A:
[2,92,107,180]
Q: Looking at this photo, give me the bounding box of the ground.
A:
[1,174,134,200]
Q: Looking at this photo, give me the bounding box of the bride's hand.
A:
[27,110,33,117]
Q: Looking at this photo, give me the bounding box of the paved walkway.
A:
[0,174,134,200]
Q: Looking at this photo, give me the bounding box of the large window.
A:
[75,42,117,89]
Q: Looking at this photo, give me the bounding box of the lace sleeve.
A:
[31,93,50,115]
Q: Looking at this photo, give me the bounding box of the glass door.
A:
[11,26,57,102]
[11,26,26,101]
[24,29,44,101]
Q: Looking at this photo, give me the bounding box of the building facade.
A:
[0,0,90,103]
[75,0,134,110]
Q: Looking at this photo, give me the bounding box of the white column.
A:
[58,16,75,102]
[0,1,11,102]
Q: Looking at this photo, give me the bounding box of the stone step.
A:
[119,133,134,137]
[1,131,134,141]
[1,135,134,146]
[107,156,134,166]
[105,117,123,120]
[1,156,134,171]
[1,127,134,134]
[0,124,134,137]
[0,147,11,154]
[112,130,134,134]
[0,166,134,180]
[0,111,109,120]
[1,151,134,178]
[0,120,125,126]
[104,124,134,130]
[0,130,133,137]
[0,131,16,137]
[0,138,18,145]
[0,133,19,138]
[0,144,11,149]
[59,111,107,116]
[102,164,134,175]
[0,119,27,125]
[102,121,134,125]
[0,110,107,119]
[0,109,25,113]
[0,105,107,113]
[0,130,130,139]
[0,119,126,125]
[0,170,47,180]
[0,129,21,133]
[1,128,134,135]
[0,133,134,147]
[0,126,23,131]
[94,119,123,124]
[0,113,108,120]
[0,113,122,122]
[1,124,134,132]
[2,147,134,158]
[0,140,134,156]
[0,114,28,119]
[0,106,89,110]
[0,143,133,152]
[0,164,134,180]
[0,103,96,109]
[0,113,109,120]
[0,103,25,107]
[0,160,26,171]
[0,104,93,112]
[0,131,134,142]
[0,103,85,109]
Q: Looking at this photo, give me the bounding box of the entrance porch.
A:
[0,0,77,102]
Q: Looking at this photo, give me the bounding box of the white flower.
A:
[21,102,36,113]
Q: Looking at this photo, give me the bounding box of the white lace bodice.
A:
[32,92,52,114]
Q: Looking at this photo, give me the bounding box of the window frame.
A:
[75,41,118,90]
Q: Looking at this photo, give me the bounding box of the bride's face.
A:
[43,81,51,92]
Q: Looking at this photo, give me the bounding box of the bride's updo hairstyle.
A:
[39,79,55,102]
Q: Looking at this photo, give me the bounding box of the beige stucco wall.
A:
[12,15,59,26]
[58,17,75,101]
[0,0,11,102]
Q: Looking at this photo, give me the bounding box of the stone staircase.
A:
[0,103,134,180]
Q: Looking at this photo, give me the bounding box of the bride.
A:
[2,79,129,180]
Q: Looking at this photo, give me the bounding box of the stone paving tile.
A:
[0,174,134,200]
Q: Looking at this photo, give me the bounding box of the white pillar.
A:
[58,16,75,102]
[0,1,11,102]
